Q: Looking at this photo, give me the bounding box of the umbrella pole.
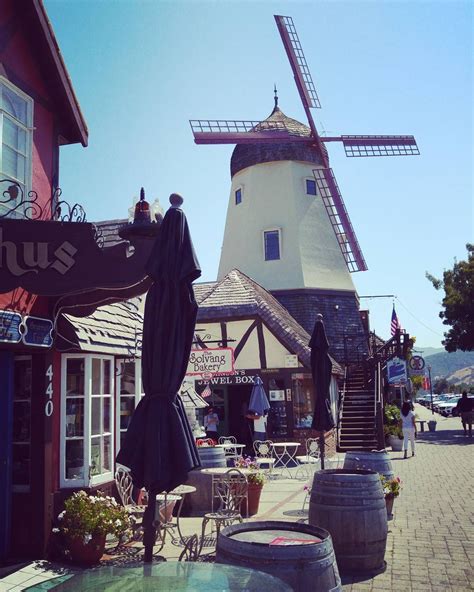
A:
[319,432,325,470]
[143,489,157,563]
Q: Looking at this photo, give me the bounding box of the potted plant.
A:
[234,456,266,516]
[380,475,401,519]
[54,490,132,565]
[384,404,404,451]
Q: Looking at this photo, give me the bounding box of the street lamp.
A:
[428,364,434,415]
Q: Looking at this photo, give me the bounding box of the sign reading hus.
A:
[187,347,234,376]
[0,218,153,296]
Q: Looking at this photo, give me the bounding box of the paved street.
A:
[341,404,474,592]
[1,403,472,591]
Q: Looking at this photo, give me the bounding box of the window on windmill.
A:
[306,179,317,196]
[235,188,242,205]
[264,229,281,261]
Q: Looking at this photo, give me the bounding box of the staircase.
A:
[338,365,378,451]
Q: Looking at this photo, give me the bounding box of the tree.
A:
[427,244,474,352]
[433,378,449,394]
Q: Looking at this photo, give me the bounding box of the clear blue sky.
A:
[45,0,473,350]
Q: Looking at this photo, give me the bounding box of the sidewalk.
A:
[1,405,472,590]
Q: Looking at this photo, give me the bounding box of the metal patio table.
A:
[24,561,291,591]
[272,442,301,478]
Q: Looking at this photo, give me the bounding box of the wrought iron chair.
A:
[198,468,248,556]
[196,437,217,447]
[115,466,146,541]
[218,435,240,465]
[253,440,276,477]
[295,437,321,480]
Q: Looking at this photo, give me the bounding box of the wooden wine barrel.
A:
[216,520,342,592]
[197,446,227,468]
[343,450,394,481]
[309,469,387,575]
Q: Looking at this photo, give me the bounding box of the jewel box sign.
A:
[187,348,235,376]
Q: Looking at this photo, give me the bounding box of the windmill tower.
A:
[190,15,419,359]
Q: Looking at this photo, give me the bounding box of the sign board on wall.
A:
[23,316,53,347]
[387,357,407,385]
[408,355,425,376]
[269,390,285,401]
[187,348,234,376]
[284,354,298,368]
[0,311,22,343]
[195,369,258,386]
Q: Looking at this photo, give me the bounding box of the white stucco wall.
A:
[218,160,356,292]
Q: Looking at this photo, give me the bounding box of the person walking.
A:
[246,410,268,442]
[401,401,416,459]
[204,406,219,441]
[455,391,473,437]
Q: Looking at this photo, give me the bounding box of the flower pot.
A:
[388,435,403,451]
[243,482,264,517]
[428,420,437,432]
[385,496,394,520]
[67,533,106,565]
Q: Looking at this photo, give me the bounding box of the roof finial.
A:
[274,84,278,108]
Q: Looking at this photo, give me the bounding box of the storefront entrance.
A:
[227,385,254,450]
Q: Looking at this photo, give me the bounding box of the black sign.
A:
[0,311,22,343]
[23,316,53,347]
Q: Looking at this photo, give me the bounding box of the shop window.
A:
[268,378,288,437]
[61,355,114,487]
[12,356,32,492]
[116,359,144,452]
[292,373,314,428]
[306,178,317,196]
[263,229,281,261]
[0,78,33,217]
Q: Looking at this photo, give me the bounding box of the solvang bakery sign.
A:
[187,347,234,376]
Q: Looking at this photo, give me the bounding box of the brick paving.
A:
[1,403,472,590]
[341,404,474,592]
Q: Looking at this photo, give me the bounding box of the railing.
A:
[336,365,348,449]
[374,361,385,449]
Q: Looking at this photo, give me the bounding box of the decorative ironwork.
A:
[0,179,88,222]
[0,179,44,220]
[50,188,87,222]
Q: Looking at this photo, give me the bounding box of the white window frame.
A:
[305,177,317,196]
[115,358,144,453]
[262,227,282,261]
[60,354,115,488]
[0,76,34,217]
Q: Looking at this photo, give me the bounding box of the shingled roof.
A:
[230,104,328,177]
[196,269,342,374]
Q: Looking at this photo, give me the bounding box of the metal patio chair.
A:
[253,439,276,477]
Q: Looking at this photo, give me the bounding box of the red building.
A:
[0,0,154,561]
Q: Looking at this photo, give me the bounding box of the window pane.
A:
[66,359,84,396]
[2,86,28,124]
[235,188,242,205]
[14,358,31,399]
[103,360,111,394]
[120,396,135,430]
[91,397,101,436]
[103,397,111,433]
[306,179,317,195]
[92,358,101,394]
[264,230,280,261]
[66,440,84,480]
[90,437,101,476]
[292,373,314,428]
[120,361,136,394]
[66,398,84,437]
[2,145,25,183]
[3,118,26,153]
[12,444,30,487]
[103,436,111,472]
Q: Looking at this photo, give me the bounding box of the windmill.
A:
[190,15,419,277]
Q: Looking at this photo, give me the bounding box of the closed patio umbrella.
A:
[248,376,270,417]
[310,314,335,470]
[116,194,201,562]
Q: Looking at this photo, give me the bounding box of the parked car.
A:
[438,397,461,416]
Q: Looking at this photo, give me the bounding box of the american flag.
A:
[390,306,402,336]
[201,384,212,398]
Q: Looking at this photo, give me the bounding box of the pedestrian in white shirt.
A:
[401,401,416,459]
[246,410,268,441]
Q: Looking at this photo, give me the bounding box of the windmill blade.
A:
[313,168,368,273]
[274,15,321,110]
[321,135,420,157]
[190,119,311,145]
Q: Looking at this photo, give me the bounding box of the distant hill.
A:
[414,346,444,357]
[421,350,474,383]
